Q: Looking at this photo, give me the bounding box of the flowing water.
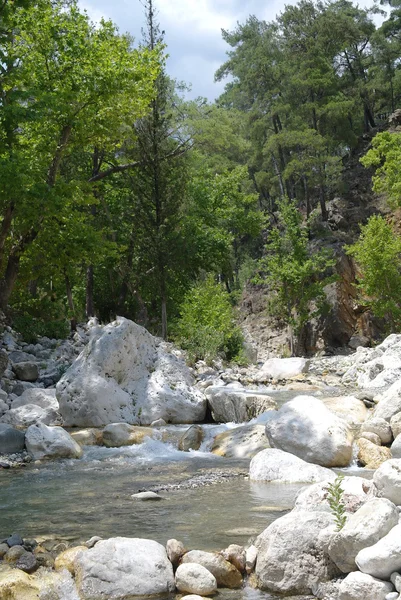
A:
[0,387,358,599]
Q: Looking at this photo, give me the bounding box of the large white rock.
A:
[391,433,401,458]
[328,498,399,573]
[0,403,61,427]
[255,510,340,594]
[257,357,309,381]
[361,417,393,444]
[294,476,375,514]
[56,318,206,426]
[356,524,401,579]
[25,423,82,460]
[375,381,401,422]
[338,571,394,600]
[175,563,217,596]
[321,395,368,427]
[205,387,276,423]
[264,396,353,467]
[373,459,401,504]
[11,388,58,411]
[75,537,175,599]
[342,334,401,388]
[211,424,270,458]
[249,448,335,484]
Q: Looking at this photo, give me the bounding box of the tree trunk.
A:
[0,252,21,312]
[160,264,168,339]
[65,273,77,332]
[85,265,94,319]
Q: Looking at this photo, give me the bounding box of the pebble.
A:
[15,552,37,573]
[385,593,399,600]
[7,533,24,547]
[85,536,102,548]
[5,545,26,562]
[131,491,163,501]
[0,543,8,558]
[391,572,401,593]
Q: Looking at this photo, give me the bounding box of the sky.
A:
[79,0,376,101]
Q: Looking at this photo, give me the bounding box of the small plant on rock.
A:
[327,475,347,531]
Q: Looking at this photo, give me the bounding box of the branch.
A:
[88,161,140,182]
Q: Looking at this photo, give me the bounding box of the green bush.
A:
[173,275,244,363]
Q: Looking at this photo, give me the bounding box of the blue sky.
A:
[80,0,376,101]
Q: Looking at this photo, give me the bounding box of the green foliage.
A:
[173,276,244,364]
[327,475,347,531]
[346,215,401,330]
[258,198,335,353]
[361,132,401,209]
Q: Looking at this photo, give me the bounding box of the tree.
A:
[346,215,401,330]
[259,197,335,355]
[0,0,159,311]
[360,130,401,208]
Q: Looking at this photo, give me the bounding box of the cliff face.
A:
[239,124,391,359]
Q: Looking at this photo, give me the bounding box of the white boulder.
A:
[205,386,276,423]
[356,524,401,579]
[175,563,217,596]
[180,549,243,588]
[257,357,309,381]
[391,434,401,458]
[56,318,206,426]
[1,403,61,427]
[361,417,393,445]
[375,381,401,422]
[11,388,58,411]
[373,459,401,504]
[328,498,399,573]
[294,476,375,514]
[338,571,394,600]
[75,537,175,599]
[249,448,335,484]
[264,395,353,467]
[255,510,339,594]
[211,424,269,458]
[25,423,82,460]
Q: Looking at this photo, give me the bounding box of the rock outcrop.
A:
[56,317,206,427]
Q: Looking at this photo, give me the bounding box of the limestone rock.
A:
[1,403,61,427]
[70,428,102,446]
[25,423,82,460]
[220,544,245,573]
[360,432,381,445]
[181,549,243,588]
[178,425,204,451]
[0,564,40,600]
[374,459,401,504]
[357,438,392,469]
[391,434,401,459]
[245,545,257,574]
[0,424,25,454]
[12,362,39,382]
[211,423,269,459]
[375,380,401,421]
[361,417,393,444]
[328,498,399,572]
[206,386,276,423]
[255,510,340,595]
[391,412,401,438]
[257,357,310,381]
[356,523,401,579]
[102,423,154,447]
[57,317,206,427]
[175,563,217,596]
[339,571,394,600]
[264,396,353,467]
[250,448,335,483]
[322,395,368,427]
[75,537,175,599]
[166,539,187,567]
[294,476,375,514]
[54,546,88,575]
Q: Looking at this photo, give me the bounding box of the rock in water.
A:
[25,423,82,460]
[56,317,206,426]
[0,424,25,454]
[264,395,353,467]
[249,448,336,484]
[74,537,175,599]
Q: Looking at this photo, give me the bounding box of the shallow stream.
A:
[0,386,358,599]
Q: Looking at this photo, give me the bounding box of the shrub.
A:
[173,275,244,363]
